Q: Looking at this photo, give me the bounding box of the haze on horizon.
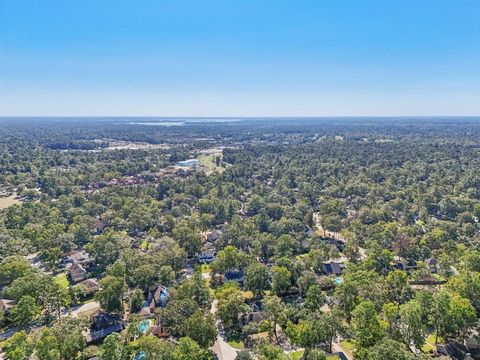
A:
[0,0,479,117]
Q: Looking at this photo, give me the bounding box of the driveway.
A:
[209,300,239,360]
[69,300,101,318]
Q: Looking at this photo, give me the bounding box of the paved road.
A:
[209,300,239,360]
[0,326,20,341]
[332,342,353,360]
[69,300,101,318]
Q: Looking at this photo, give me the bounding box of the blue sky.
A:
[0,0,479,116]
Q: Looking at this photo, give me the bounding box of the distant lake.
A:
[129,121,185,126]
[129,118,242,126]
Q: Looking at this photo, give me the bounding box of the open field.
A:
[198,153,225,173]
[0,195,21,210]
[54,273,69,288]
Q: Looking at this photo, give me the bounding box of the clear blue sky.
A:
[0,0,479,116]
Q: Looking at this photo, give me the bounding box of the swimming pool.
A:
[138,320,150,334]
[134,351,146,360]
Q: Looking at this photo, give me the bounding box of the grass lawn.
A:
[242,290,254,300]
[339,340,355,358]
[290,350,304,360]
[290,350,338,360]
[199,264,211,273]
[198,154,224,173]
[140,240,149,251]
[422,334,443,353]
[54,273,69,288]
[227,340,244,349]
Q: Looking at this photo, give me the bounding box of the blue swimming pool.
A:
[134,351,146,360]
[138,320,150,334]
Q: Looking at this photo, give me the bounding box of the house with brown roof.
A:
[0,299,16,313]
[70,263,87,283]
[148,285,169,311]
[78,279,99,295]
[204,230,223,242]
[148,323,168,338]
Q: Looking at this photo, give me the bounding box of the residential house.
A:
[0,299,16,313]
[148,314,169,338]
[92,220,106,235]
[393,257,419,273]
[70,263,87,283]
[137,307,152,318]
[437,340,477,360]
[323,261,346,276]
[225,270,245,285]
[204,230,223,243]
[63,250,95,270]
[85,313,126,344]
[78,279,99,295]
[426,258,441,274]
[148,285,169,311]
[197,249,216,264]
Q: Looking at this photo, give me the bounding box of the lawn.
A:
[242,290,254,300]
[290,350,304,360]
[54,273,69,288]
[199,264,211,273]
[422,334,443,353]
[140,240,150,251]
[339,340,355,358]
[227,339,244,349]
[290,350,338,360]
[198,154,224,173]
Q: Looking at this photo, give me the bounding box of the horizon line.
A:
[1,115,479,119]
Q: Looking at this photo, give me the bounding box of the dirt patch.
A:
[0,195,22,210]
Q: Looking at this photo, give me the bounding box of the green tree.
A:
[11,295,41,326]
[0,256,32,285]
[217,291,249,331]
[364,339,413,360]
[98,333,130,360]
[235,351,253,360]
[134,335,175,359]
[304,349,327,360]
[96,275,127,313]
[385,270,411,305]
[256,343,289,360]
[50,317,88,360]
[184,311,217,348]
[446,292,477,339]
[304,284,325,312]
[174,272,211,308]
[274,234,297,258]
[244,263,271,297]
[173,337,211,360]
[271,265,291,295]
[429,289,476,343]
[263,295,286,343]
[399,299,427,349]
[129,288,145,313]
[3,331,34,360]
[35,329,61,360]
[351,301,384,349]
[86,229,128,271]
[212,245,248,274]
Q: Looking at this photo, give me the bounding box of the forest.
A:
[0,117,480,360]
